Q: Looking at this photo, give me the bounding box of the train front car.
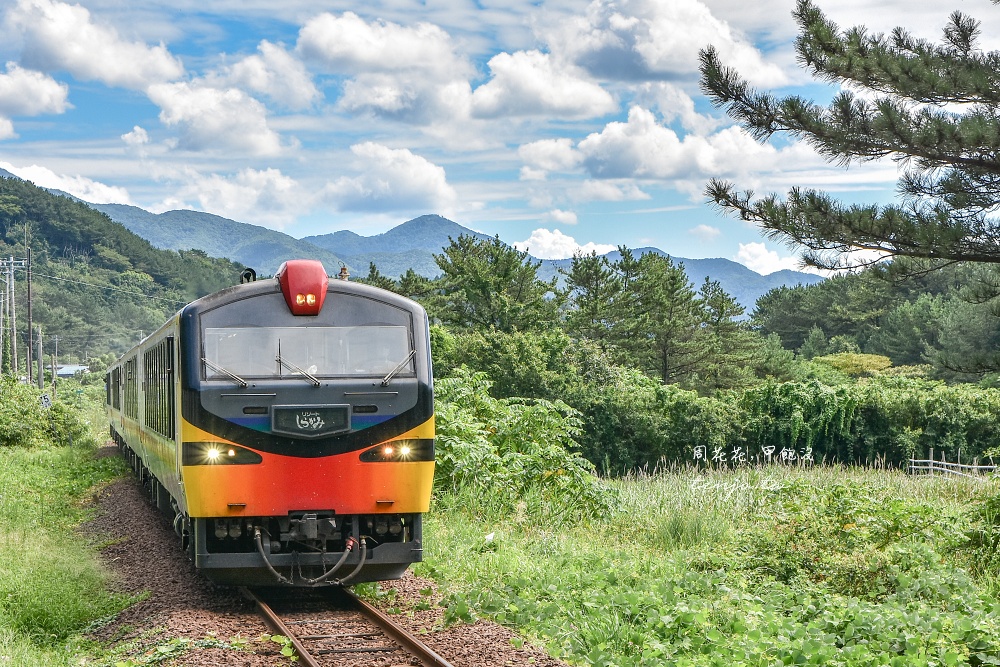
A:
[178,260,434,586]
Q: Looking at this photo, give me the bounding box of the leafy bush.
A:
[727,480,967,601]
[434,369,617,522]
[568,367,737,473]
[0,378,90,448]
[734,377,1000,467]
[955,492,1000,596]
[812,352,893,376]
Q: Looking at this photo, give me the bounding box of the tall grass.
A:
[0,380,134,664]
[421,465,1000,667]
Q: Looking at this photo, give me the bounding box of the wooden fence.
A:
[908,448,996,481]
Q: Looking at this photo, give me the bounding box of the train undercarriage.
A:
[113,429,422,587]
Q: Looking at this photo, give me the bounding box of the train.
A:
[106,260,434,586]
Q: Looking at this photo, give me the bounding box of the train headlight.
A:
[359,439,435,462]
[183,442,263,466]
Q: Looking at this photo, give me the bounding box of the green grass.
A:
[7,376,1000,666]
[0,376,139,665]
[0,444,134,661]
[418,466,1000,667]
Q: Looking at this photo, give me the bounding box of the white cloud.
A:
[577,106,813,184]
[325,142,457,213]
[689,224,721,241]
[121,125,148,147]
[514,228,615,259]
[546,209,579,225]
[519,166,548,181]
[297,12,469,78]
[578,180,649,201]
[338,74,472,124]
[546,0,786,86]
[471,50,616,119]
[632,82,720,134]
[297,12,473,125]
[518,138,581,173]
[221,40,319,111]
[173,168,306,227]
[577,106,687,178]
[0,62,68,116]
[9,0,184,90]
[146,82,283,155]
[0,161,131,203]
[0,118,14,140]
[735,242,804,275]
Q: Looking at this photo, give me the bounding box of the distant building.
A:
[53,364,90,378]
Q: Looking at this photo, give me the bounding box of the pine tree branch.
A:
[795,0,1000,106]
[701,45,1000,173]
[706,179,1000,269]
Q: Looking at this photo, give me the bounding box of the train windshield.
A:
[203,325,413,379]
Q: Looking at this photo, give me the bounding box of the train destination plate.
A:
[272,405,351,438]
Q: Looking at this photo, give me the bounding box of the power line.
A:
[32,272,188,305]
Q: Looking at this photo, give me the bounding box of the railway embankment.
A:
[5,377,1000,666]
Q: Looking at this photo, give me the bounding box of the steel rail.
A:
[239,587,322,667]
[241,585,455,667]
[334,586,454,667]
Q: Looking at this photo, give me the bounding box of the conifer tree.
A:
[699,0,1000,271]
[433,235,562,332]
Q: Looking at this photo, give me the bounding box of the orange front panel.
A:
[182,455,434,517]
[179,417,435,517]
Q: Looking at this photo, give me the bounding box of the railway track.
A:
[241,586,454,667]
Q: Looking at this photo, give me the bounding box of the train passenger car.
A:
[106,260,434,586]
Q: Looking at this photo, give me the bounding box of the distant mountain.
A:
[303,214,494,278]
[304,214,493,254]
[89,204,344,276]
[88,204,823,312]
[0,176,245,359]
[541,249,824,315]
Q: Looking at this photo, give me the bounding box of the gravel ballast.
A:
[82,447,570,666]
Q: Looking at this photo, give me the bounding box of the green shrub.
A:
[955,492,1000,596]
[0,378,92,448]
[812,352,893,376]
[569,366,737,473]
[727,480,967,602]
[736,377,1000,466]
[434,369,617,522]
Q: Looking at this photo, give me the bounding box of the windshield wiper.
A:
[381,349,416,386]
[202,358,248,388]
[275,353,321,387]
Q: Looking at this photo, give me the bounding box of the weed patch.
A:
[422,468,1000,667]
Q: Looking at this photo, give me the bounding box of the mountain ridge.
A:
[89,203,345,275]
[84,204,822,312]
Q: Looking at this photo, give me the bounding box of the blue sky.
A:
[0,0,996,274]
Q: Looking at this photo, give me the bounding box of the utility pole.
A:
[26,247,32,382]
[0,275,5,373]
[0,256,26,378]
[51,335,58,398]
[36,325,43,390]
[8,258,15,376]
